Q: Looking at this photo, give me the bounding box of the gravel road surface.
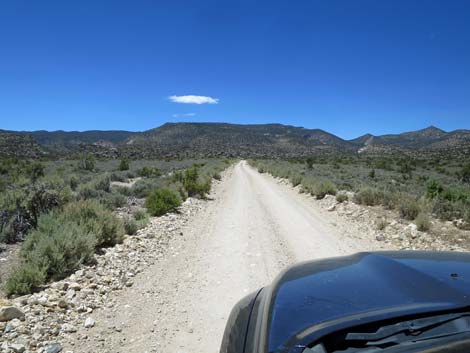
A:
[71,161,371,353]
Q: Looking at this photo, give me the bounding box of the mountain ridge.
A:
[1,123,469,158]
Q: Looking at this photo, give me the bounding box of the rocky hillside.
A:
[1,123,470,158]
[123,122,353,158]
[0,130,42,158]
[350,126,470,157]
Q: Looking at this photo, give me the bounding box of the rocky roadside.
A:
[273,177,469,252]
[0,196,207,353]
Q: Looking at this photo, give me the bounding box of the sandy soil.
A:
[67,161,382,353]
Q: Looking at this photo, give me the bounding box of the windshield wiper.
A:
[346,312,470,343]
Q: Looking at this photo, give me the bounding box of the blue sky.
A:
[1,0,469,139]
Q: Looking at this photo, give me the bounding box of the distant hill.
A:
[1,123,469,158]
[0,130,42,158]
[123,123,353,158]
[349,126,470,157]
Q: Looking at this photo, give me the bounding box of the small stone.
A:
[9,343,26,353]
[45,343,62,353]
[327,204,336,212]
[61,323,78,333]
[84,317,95,328]
[375,234,385,241]
[69,282,81,291]
[0,305,25,322]
[57,299,68,308]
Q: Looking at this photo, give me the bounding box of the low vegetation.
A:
[1,156,231,295]
[249,157,470,228]
[146,188,181,216]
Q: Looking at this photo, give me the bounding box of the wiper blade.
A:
[346,312,470,342]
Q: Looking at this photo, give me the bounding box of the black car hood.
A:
[267,251,470,352]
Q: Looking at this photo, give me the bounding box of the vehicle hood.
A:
[267,251,470,352]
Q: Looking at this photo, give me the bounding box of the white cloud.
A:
[169,95,219,104]
[172,113,196,118]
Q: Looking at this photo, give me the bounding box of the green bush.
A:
[78,155,95,171]
[131,178,162,198]
[124,217,138,235]
[375,218,388,230]
[311,181,337,199]
[119,159,130,171]
[459,164,470,184]
[137,166,162,178]
[397,196,420,220]
[289,174,303,187]
[353,188,383,206]
[146,188,181,216]
[101,192,127,209]
[416,212,431,232]
[93,175,111,192]
[60,200,124,248]
[133,209,148,221]
[69,175,79,190]
[182,166,211,198]
[21,215,96,280]
[25,162,45,182]
[426,180,443,199]
[5,200,125,295]
[110,172,126,182]
[133,209,150,229]
[5,263,47,295]
[336,193,349,203]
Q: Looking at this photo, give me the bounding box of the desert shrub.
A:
[127,171,136,179]
[353,188,384,206]
[5,263,47,295]
[60,200,124,247]
[78,155,95,171]
[77,183,100,199]
[336,193,349,203]
[119,159,130,171]
[213,172,222,181]
[92,175,111,192]
[114,186,132,196]
[137,166,162,178]
[124,217,138,235]
[21,215,96,280]
[69,175,79,190]
[131,178,162,198]
[459,164,470,184]
[110,172,126,182]
[416,212,431,232]
[369,169,376,179]
[101,192,127,209]
[289,174,303,187]
[146,188,181,216]
[306,157,314,169]
[397,196,420,220]
[426,180,443,199]
[375,218,388,230]
[311,180,337,199]
[25,162,45,182]
[133,209,147,221]
[0,183,70,243]
[182,166,211,198]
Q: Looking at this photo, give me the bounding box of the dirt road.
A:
[71,161,371,353]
